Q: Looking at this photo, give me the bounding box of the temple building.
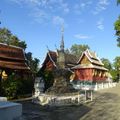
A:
[40,29,108,87]
[72,49,108,83]
[40,30,78,72]
[0,43,30,80]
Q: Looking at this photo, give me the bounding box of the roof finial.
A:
[46,45,50,52]
[60,24,64,52]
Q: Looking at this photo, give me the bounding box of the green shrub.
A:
[43,70,54,91]
[2,75,22,99]
[1,74,34,99]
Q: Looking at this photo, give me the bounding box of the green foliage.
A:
[110,69,118,82]
[19,79,34,95]
[1,75,22,99]
[113,56,120,70]
[70,44,90,57]
[25,52,40,75]
[117,0,120,5]
[101,58,112,70]
[0,28,27,50]
[1,74,34,99]
[65,44,90,57]
[115,0,120,47]
[111,56,120,82]
[42,70,54,91]
[114,16,120,35]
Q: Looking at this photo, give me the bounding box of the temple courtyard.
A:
[18,82,120,120]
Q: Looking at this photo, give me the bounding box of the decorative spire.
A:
[60,24,64,52]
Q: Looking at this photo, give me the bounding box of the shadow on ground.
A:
[19,91,120,120]
[20,101,91,120]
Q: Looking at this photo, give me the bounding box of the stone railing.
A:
[94,82,117,91]
[32,91,93,106]
[72,82,117,91]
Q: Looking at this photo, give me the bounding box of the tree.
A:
[114,0,120,46]
[114,17,120,47]
[117,0,120,5]
[70,44,90,57]
[101,58,112,71]
[113,56,120,71]
[25,52,40,75]
[0,28,27,50]
[113,56,120,81]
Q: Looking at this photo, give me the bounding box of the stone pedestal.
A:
[0,101,22,120]
[46,68,77,95]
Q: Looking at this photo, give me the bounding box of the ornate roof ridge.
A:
[0,42,23,50]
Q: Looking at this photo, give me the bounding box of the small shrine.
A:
[72,49,108,83]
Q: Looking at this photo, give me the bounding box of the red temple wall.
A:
[74,69,93,81]
[45,60,55,71]
[74,68,107,82]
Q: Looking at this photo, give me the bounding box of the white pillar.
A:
[78,93,80,103]
[91,90,93,101]
[85,90,87,102]
[95,82,98,90]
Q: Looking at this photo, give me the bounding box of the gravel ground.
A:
[20,83,120,120]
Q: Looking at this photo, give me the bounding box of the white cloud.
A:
[74,34,91,39]
[99,0,109,5]
[97,18,104,30]
[9,0,70,24]
[92,0,109,15]
[10,0,41,6]
[74,0,93,15]
[29,7,50,24]
[52,16,65,25]
[59,2,70,14]
[10,0,69,13]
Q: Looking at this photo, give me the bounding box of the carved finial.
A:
[46,45,49,51]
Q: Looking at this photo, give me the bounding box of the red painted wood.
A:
[74,68,107,82]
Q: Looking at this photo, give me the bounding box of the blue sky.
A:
[0,0,120,64]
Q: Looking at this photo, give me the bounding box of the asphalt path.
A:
[20,83,120,120]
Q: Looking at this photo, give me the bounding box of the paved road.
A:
[20,83,120,120]
[81,83,120,120]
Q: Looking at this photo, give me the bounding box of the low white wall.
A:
[94,82,117,91]
[72,82,117,91]
[0,97,7,101]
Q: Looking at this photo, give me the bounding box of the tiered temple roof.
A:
[0,43,30,70]
[41,50,78,70]
[72,49,108,71]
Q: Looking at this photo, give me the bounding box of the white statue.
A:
[34,77,44,97]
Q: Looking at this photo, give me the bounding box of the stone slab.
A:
[0,101,22,120]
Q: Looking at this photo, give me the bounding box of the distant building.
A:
[72,49,108,83]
